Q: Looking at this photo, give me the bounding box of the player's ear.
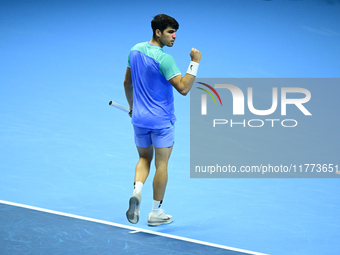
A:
[155,29,162,37]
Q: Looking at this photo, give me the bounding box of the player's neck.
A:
[149,38,164,48]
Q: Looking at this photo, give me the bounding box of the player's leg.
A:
[135,144,154,184]
[133,126,154,186]
[153,146,173,201]
[126,126,153,224]
[147,146,173,226]
[147,124,174,226]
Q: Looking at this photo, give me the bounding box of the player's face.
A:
[159,27,177,47]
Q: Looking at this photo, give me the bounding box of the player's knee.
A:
[155,160,169,170]
[140,154,153,164]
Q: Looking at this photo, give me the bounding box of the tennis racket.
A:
[109,100,131,114]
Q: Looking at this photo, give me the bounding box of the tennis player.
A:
[124,14,201,226]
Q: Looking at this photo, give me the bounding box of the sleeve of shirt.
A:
[159,54,181,81]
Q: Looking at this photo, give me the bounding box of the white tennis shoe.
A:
[126,192,141,224]
[147,209,172,226]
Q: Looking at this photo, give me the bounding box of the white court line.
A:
[0,200,269,255]
[129,230,141,234]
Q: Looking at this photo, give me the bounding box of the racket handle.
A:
[109,100,130,113]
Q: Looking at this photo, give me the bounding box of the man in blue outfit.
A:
[124,14,201,226]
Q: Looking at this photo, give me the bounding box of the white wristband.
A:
[186,61,199,76]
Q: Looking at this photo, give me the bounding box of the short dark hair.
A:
[151,14,179,38]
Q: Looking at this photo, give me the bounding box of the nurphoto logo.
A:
[196,82,312,128]
[191,78,339,178]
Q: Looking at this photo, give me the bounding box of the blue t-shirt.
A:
[128,42,181,129]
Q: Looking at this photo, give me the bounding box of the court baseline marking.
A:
[0,200,269,255]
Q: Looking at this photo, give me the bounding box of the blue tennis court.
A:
[0,201,266,255]
[1,1,340,255]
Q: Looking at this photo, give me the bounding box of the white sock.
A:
[152,200,163,214]
[134,181,143,194]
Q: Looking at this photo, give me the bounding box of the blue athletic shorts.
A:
[133,123,175,148]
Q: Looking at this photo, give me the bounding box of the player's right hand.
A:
[190,48,201,63]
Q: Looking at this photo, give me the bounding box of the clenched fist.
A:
[190,48,201,63]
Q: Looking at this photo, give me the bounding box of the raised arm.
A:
[169,48,202,96]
